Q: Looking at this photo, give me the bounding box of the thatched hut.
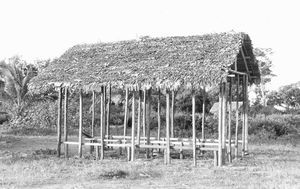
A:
[30,32,260,166]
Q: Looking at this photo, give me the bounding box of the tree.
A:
[253,48,276,106]
[0,56,37,116]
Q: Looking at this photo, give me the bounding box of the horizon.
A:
[0,0,299,90]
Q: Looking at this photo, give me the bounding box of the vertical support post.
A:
[78,90,83,158]
[202,87,206,140]
[131,91,136,161]
[171,90,175,138]
[192,90,197,166]
[137,90,142,145]
[242,75,246,157]
[57,87,63,157]
[165,90,171,164]
[157,89,161,141]
[143,89,146,138]
[218,83,223,166]
[146,88,152,158]
[235,75,240,159]
[123,87,129,141]
[90,91,95,155]
[103,86,107,138]
[245,75,249,154]
[106,84,111,139]
[100,87,105,160]
[228,78,233,163]
[222,82,227,164]
[64,87,69,158]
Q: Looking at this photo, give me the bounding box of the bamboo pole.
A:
[192,91,197,166]
[63,87,69,158]
[78,90,83,158]
[143,89,146,137]
[245,75,249,154]
[171,90,175,138]
[218,83,223,166]
[131,91,136,161]
[123,87,129,140]
[165,90,171,164]
[90,91,95,155]
[228,78,233,163]
[222,82,227,164]
[157,89,161,141]
[146,88,152,158]
[137,90,142,145]
[100,88,105,160]
[57,87,63,157]
[106,84,111,139]
[235,75,240,159]
[242,75,246,157]
[202,87,206,140]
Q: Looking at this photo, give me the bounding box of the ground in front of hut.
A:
[0,135,299,189]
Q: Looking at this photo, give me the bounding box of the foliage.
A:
[0,56,37,117]
[267,83,300,112]
[249,114,300,139]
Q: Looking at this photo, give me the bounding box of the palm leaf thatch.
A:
[30,32,260,93]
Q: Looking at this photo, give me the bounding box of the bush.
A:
[249,114,300,139]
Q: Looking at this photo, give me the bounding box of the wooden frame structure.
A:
[32,32,260,167]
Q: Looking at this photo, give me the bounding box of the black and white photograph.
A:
[0,0,299,188]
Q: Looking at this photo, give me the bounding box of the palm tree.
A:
[0,56,37,116]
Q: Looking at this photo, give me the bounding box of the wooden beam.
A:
[131,91,136,161]
[192,91,197,166]
[228,78,232,163]
[143,89,146,137]
[137,90,142,145]
[100,88,105,160]
[171,90,175,138]
[90,91,95,155]
[242,75,246,157]
[78,90,83,158]
[57,87,63,157]
[218,83,223,166]
[123,87,129,138]
[63,87,69,158]
[146,88,152,158]
[240,47,250,77]
[106,84,111,139]
[235,74,240,159]
[165,90,171,164]
[157,89,161,141]
[245,75,249,154]
[202,87,206,140]
[222,82,227,165]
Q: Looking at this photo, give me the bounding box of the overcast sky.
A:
[0,0,299,90]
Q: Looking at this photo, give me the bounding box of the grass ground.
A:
[0,134,299,189]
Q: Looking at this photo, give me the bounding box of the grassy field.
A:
[0,134,299,189]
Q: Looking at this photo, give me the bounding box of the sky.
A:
[0,0,299,90]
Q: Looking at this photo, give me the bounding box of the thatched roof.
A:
[30,32,260,93]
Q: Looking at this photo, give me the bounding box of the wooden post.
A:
[146,88,152,158]
[192,90,197,166]
[228,78,233,163]
[143,89,146,138]
[123,87,129,140]
[171,90,175,138]
[100,87,105,160]
[131,91,136,161]
[90,91,95,155]
[242,75,246,157]
[218,84,223,166]
[202,87,206,140]
[63,87,69,158]
[137,90,142,145]
[165,90,171,164]
[157,89,161,141]
[245,75,249,154]
[78,90,83,158]
[103,86,107,138]
[57,87,63,157]
[106,84,111,139]
[235,75,240,159]
[222,82,227,164]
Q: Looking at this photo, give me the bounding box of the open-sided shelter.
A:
[30,32,260,166]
